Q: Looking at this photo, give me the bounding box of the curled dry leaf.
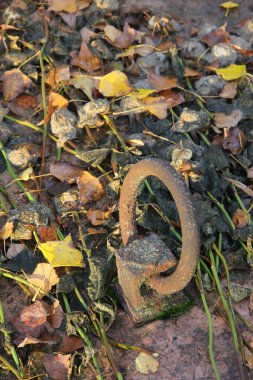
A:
[77,171,104,204]
[214,109,243,129]
[2,68,32,102]
[171,147,192,165]
[42,92,69,124]
[224,177,253,197]
[104,22,142,49]
[70,42,101,72]
[0,221,14,240]
[99,70,133,97]
[27,263,59,299]
[50,161,84,183]
[11,300,48,338]
[38,234,85,268]
[147,71,178,91]
[44,353,71,380]
[232,209,249,228]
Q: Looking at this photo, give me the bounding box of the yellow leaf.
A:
[47,0,77,13]
[129,89,156,99]
[210,64,247,81]
[27,263,59,299]
[220,1,239,9]
[99,70,133,97]
[38,235,85,268]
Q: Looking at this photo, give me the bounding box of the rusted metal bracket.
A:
[115,158,200,324]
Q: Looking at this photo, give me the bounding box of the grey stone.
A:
[51,108,77,147]
[77,99,109,128]
[183,40,206,59]
[195,75,225,96]
[211,43,237,67]
[173,108,210,133]
[137,52,169,74]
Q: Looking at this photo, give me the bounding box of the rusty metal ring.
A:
[119,158,200,296]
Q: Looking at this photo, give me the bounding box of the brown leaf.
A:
[184,67,202,78]
[11,301,48,337]
[70,42,101,72]
[36,225,59,242]
[42,92,69,124]
[104,22,142,49]
[50,162,84,184]
[224,177,253,197]
[247,167,253,179]
[6,243,25,259]
[2,69,32,102]
[159,89,185,108]
[77,171,104,204]
[232,209,249,228]
[17,332,60,348]
[214,110,243,129]
[219,81,237,99]
[46,66,70,88]
[147,71,178,91]
[58,333,84,353]
[87,208,111,226]
[142,96,169,119]
[46,300,64,328]
[222,127,245,155]
[0,221,14,240]
[44,353,71,380]
[201,25,228,46]
[27,263,59,299]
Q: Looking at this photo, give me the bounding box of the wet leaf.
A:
[210,64,247,81]
[104,22,142,49]
[70,42,101,72]
[2,68,32,102]
[224,177,253,197]
[214,109,243,129]
[38,234,85,268]
[99,70,133,97]
[44,353,71,380]
[147,71,178,91]
[11,301,47,337]
[27,263,59,299]
[50,162,84,183]
[135,353,159,374]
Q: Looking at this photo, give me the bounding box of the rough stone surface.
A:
[211,43,237,67]
[195,75,225,96]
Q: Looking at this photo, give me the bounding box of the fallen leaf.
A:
[222,127,245,154]
[6,243,25,259]
[220,1,239,16]
[214,109,243,129]
[77,171,104,204]
[50,162,84,184]
[147,71,178,91]
[184,67,202,77]
[42,92,69,123]
[70,75,99,100]
[27,263,59,299]
[142,96,169,119]
[36,225,59,242]
[58,333,85,353]
[47,0,90,13]
[104,22,142,49]
[135,353,159,375]
[17,332,60,348]
[70,42,101,72]
[116,44,155,59]
[210,64,247,81]
[99,70,133,97]
[44,353,71,380]
[219,81,237,98]
[87,208,111,226]
[232,209,249,228]
[129,89,156,99]
[159,89,185,107]
[171,148,192,165]
[2,68,32,102]
[38,234,85,268]
[201,25,228,46]
[11,301,47,337]
[247,167,253,179]
[0,221,14,240]
[47,300,64,328]
[224,177,253,197]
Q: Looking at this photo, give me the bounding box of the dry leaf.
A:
[6,243,25,259]
[219,81,237,98]
[159,89,185,108]
[11,301,47,337]
[2,69,32,102]
[43,92,69,123]
[116,44,155,59]
[222,127,245,154]
[99,70,133,97]
[247,167,253,179]
[58,333,84,353]
[70,42,101,72]
[135,353,159,375]
[232,209,249,228]
[147,71,178,91]
[224,177,253,197]
[104,22,141,49]
[201,25,228,46]
[171,148,192,165]
[142,96,169,119]
[214,109,243,129]
[70,75,99,100]
[47,0,90,13]
[210,64,247,81]
[0,221,14,240]
[27,263,59,299]
[50,162,84,183]
[184,67,202,78]
[36,225,59,242]
[44,353,71,380]
[47,300,64,328]
[17,332,60,348]
[77,171,104,204]
[87,208,111,226]
[38,234,85,268]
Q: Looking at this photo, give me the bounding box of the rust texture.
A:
[119,157,200,296]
